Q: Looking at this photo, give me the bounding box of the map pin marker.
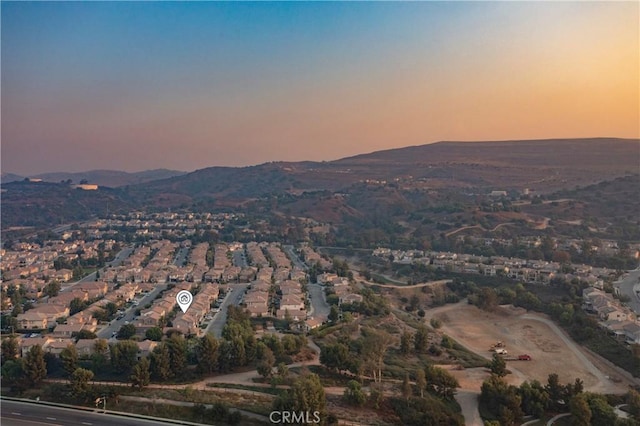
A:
[176,290,193,313]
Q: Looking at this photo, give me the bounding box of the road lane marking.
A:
[11,412,22,415]
[82,422,93,425]
[46,417,57,420]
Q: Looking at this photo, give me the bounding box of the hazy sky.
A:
[2,1,638,175]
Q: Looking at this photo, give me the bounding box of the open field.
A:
[425,302,633,394]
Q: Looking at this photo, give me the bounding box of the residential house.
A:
[45,338,76,356]
[280,295,304,311]
[246,304,269,317]
[19,337,52,357]
[339,293,364,306]
[17,311,49,329]
[52,323,84,338]
[135,340,158,360]
[623,323,640,345]
[302,317,323,332]
[276,308,306,321]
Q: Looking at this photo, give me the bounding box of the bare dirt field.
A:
[425,302,633,394]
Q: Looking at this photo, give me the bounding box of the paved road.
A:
[172,247,189,267]
[231,247,248,268]
[0,400,183,426]
[281,246,329,320]
[205,283,247,338]
[283,245,308,271]
[614,266,640,315]
[307,283,330,321]
[62,246,134,293]
[97,284,167,339]
[547,412,571,425]
[454,390,482,426]
[98,246,188,339]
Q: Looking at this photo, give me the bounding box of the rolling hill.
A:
[2,138,638,231]
[130,137,639,201]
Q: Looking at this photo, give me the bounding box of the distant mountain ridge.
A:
[334,137,638,167]
[130,137,639,202]
[0,173,25,184]
[1,168,187,187]
[2,138,638,230]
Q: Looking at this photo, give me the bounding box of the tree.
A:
[217,340,234,373]
[117,323,136,340]
[430,318,442,329]
[43,281,61,298]
[2,360,27,391]
[414,325,428,353]
[284,309,293,328]
[627,389,640,420]
[167,334,187,376]
[328,305,340,323]
[1,336,19,364]
[570,393,591,426]
[69,297,87,315]
[150,343,171,380]
[73,329,97,340]
[479,375,523,425]
[518,380,549,418]
[145,327,163,342]
[281,334,299,355]
[546,373,564,411]
[23,344,47,387]
[276,362,289,382]
[130,357,151,390]
[585,393,617,426]
[196,334,219,375]
[489,353,507,377]
[477,287,499,312]
[257,346,275,379]
[415,368,426,398]
[320,343,349,373]
[12,303,23,316]
[91,339,108,373]
[110,341,138,374]
[60,344,78,376]
[344,380,366,406]
[402,373,412,401]
[70,367,94,398]
[400,331,413,355]
[425,365,459,399]
[360,328,393,382]
[273,372,326,420]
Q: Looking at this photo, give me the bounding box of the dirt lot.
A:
[425,302,632,394]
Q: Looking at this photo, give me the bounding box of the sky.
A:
[2,1,638,175]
